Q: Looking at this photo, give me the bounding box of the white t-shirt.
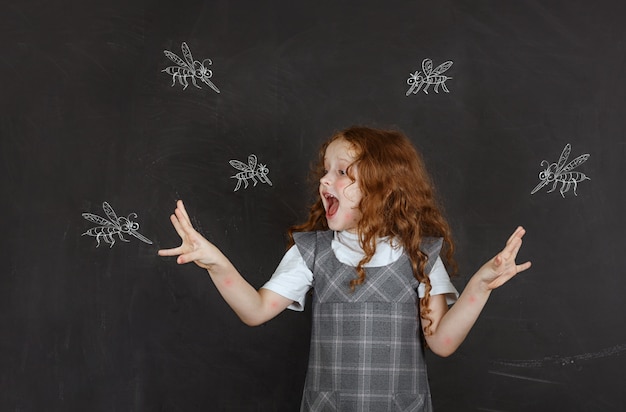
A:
[262,231,459,311]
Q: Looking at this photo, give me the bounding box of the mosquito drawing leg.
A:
[191,77,201,89]
[251,176,258,186]
[546,181,558,193]
[233,179,242,191]
[118,233,130,243]
[441,83,449,93]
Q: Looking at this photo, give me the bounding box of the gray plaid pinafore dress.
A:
[294,231,442,412]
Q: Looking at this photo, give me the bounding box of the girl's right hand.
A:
[158,200,227,270]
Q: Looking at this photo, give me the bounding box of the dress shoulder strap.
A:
[292,231,333,272]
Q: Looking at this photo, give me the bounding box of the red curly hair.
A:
[289,126,457,334]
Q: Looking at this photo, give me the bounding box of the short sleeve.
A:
[417,257,459,305]
[261,246,313,311]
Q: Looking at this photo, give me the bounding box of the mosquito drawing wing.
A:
[247,154,257,170]
[102,201,120,224]
[81,212,116,227]
[229,160,247,170]
[181,42,194,67]
[561,153,589,174]
[422,59,433,75]
[164,50,190,69]
[554,143,572,174]
[230,154,257,171]
[431,60,453,75]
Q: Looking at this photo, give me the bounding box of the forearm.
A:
[425,226,531,357]
[425,275,491,356]
[205,260,288,326]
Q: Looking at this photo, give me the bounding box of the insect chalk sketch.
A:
[406,58,453,95]
[229,154,273,191]
[162,42,220,93]
[531,143,590,197]
[82,202,153,248]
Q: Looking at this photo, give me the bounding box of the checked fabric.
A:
[294,231,442,412]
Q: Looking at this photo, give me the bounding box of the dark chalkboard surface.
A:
[2,0,625,410]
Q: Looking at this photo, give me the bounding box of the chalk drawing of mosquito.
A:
[162,42,220,93]
[230,154,273,192]
[82,202,153,248]
[406,58,453,95]
[531,143,590,197]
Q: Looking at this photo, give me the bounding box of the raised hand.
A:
[158,200,228,270]
[477,226,532,290]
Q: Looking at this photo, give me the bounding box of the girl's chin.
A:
[326,219,356,233]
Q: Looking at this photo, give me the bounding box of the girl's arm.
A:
[158,200,293,326]
[423,226,532,357]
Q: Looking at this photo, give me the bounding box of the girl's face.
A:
[319,138,362,233]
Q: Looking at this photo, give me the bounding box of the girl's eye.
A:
[338,170,346,175]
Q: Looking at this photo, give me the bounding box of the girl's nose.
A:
[320,171,332,186]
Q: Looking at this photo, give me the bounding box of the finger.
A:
[502,235,523,259]
[169,214,188,239]
[506,237,524,259]
[158,246,184,257]
[175,205,195,230]
[506,226,525,245]
[517,261,532,273]
[177,200,191,222]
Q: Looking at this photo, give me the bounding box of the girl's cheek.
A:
[345,211,361,223]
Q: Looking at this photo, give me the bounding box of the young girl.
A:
[158,126,531,411]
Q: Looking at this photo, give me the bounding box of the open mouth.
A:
[324,193,339,218]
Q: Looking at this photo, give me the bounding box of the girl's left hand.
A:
[477,226,532,290]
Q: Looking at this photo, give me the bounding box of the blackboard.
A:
[2,0,625,410]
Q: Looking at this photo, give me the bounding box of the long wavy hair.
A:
[288,126,457,334]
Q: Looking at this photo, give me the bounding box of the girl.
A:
[158,126,531,411]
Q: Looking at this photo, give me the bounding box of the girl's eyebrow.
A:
[324,156,352,164]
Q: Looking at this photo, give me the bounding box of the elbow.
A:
[240,317,264,327]
[426,336,460,358]
[429,346,456,358]
[239,313,269,327]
